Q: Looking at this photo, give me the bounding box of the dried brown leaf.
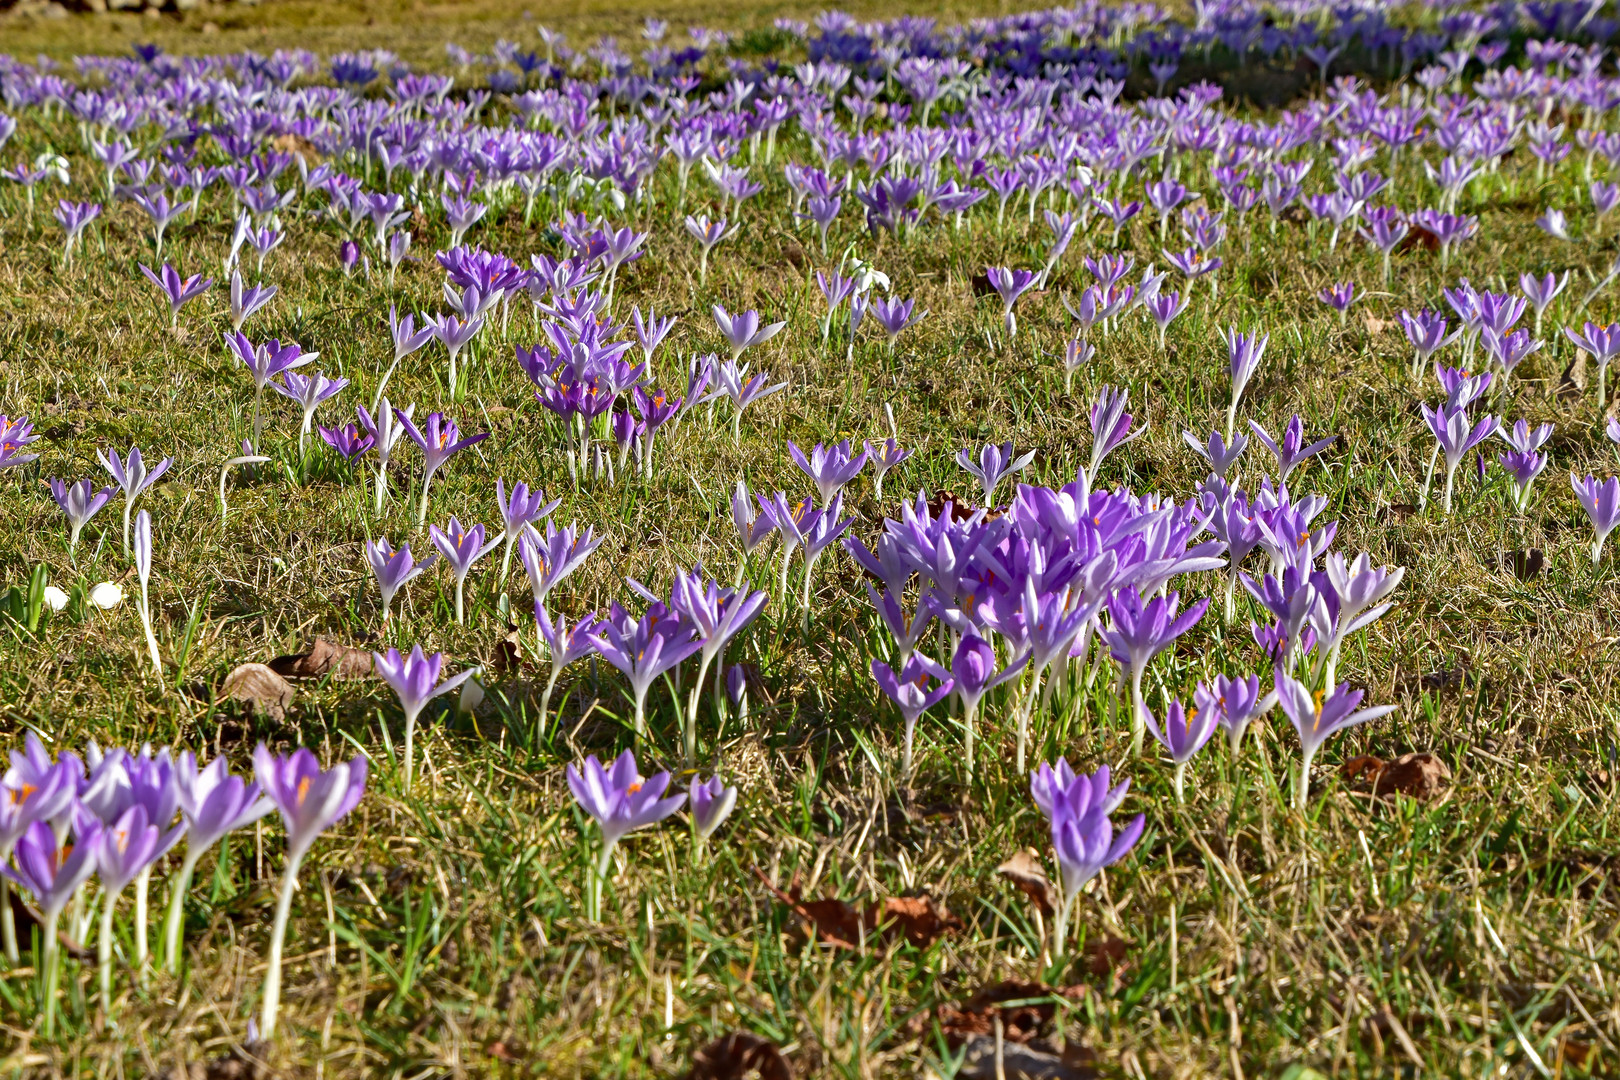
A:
[997,848,1057,916]
[490,626,523,676]
[956,1035,1097,1079]
[268,638,373,680]
[686,1031,792,1080]
[221,663,293,721]
[871,894,963,948]
[1340,752,1452,801]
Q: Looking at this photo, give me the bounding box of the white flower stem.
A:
[258,849,306,1042]
[162,846,204,973]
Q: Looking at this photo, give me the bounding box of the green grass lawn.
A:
[2,4,1620,1079]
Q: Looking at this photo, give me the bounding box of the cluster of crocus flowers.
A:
[0,735,362,1041]
[1030,760,1143,959]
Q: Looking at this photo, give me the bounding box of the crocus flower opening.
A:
[1031,759,1143,959]
[275,369,349,456]
[86,803,162,1008]
[1144,698,1219,802]
[689,774,738,845]
[429,517,501,624]
[1572,474,1620,563]
[567,750,686,920]
[951,633,1030,779]
[956,441,1035,507]
[712,304,786,362]
[98,445,173,556]
[371,645,474,794]
[252,745,367,1041]
[0,414,40,472]
[11,818,102,1035]
[132,509,163,679]
[1218,326,1268,440]
[1275,672,1397,811]
[870,654,954,779]
[864,438,913,502]
[788,440,869,504]
[365,537,435,622]
[985,266,1038,338]
[50,477,114,552]
[1420,404,1499,514]
[1563,321,1620,409]
[1248,416,1337,484]
[1102,587,1210,757]
[398,411,490,528]
[139,262,213,328]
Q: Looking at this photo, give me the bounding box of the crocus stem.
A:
[1442,463,1457,515]
[416,471,435,530]
[98,888,119,1011]
[259,849,306,1042]
[902,717,916,781]
[404,706,419,794]
[122,497,133,556]
[685,652,716,765]
[138,586,163,679]
[1129,666,1147,757]
[1296,747,1316,811]
[163,847,204,972]
[1173,762,1187,804]
[134,866,151,978]
[454,578,465,625]
[373,464,388,516]
[1223,571,1238,624]
[40,910,61,1037]
[964,703,977,782]
[0,877,16,963]
[589,841,616,922]
[539,669,559,741]
[1052,892,1077,963]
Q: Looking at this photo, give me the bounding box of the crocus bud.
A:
[727,663,749,723]
[689,775,738,841]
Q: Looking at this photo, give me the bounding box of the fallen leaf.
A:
[924,981,1089,1048]
[268,638,373,680]
[686,1031,792,1080]
[1362,313,1390,336]
[1373,753,1452,800]
[221,664,293,721]
[1339,752,1452,801]
[1560,1037,1596,1071]
[1079,934,1128,978]
[1396,224,1440,253]
[872,895,963,948]
[1380,503,1418,522]
[270,133,321,164]
[1559,355,1588,403]
[997,848,1057,916]
[489,626,523,676]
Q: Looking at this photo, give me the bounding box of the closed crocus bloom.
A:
[689,774,738,843]
[371,645,473,793]
[365,538,436,622]
[49,477,114,550]
[11,818,102,1034]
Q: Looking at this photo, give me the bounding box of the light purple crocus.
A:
[1195,674,1275,756]
[252,744,366,1039]
[866,296,926,347]
[586,603,703,736]
[0,738,76,964]
[789,439,869,503]
[517,519,602,608]
[319,422,374,462]
[1249,416,1336,483]
[429,518,501,624]
[9,819,102,1034]
[98,446,172,556]
[864,437,912,501]
[367,537,435,621]
[0,413,39,471]
[228,269,277,333]
[372,645,473,794]
[1563,321,1620,408]
[139,262,213,327]
[871,653,954,779]
[731,479,778,563]
[225,333,315,450]
[1572,473,1620,563]
[1102,588,1209,756]
[1274,671,1396,811]
[1218,326,1268,439]
[567,750,687,919]
[534,603,601,734]
[86,804,161,1007]
[1088,385,1147,477]
[1144,698,1219,802]
[431,312,484,399]
[397,411,489,528]
[1182,429,1247,478]
[1519,271,1567,336]
[50,477,114,551]
[689,774,738,844]
[951,634,1030,779]
[712,305,786,362]
[358,399,413,515]
[956,441,1035,507]
[985,266,1038,338]
[495,479,559,583]
[1033,760,1143,958]
[275,369,349,454]
[1420,404,1498,514]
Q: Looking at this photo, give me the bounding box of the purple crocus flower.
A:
[712,305,786,362]
[431,312,484,399]
[685,214,738,284]
[275,370,349,453]
[1563,321,1620,408]
[1318,282,1356,321]
[1039,762,1144,957]
[1519,271,1567,336]
[252,744,367,1039]
[951,634,1030,778]
[319,422,374,463]
[1030,760,1131,826]
[1102,587,1209,756]
[1088,385,1147,477]
[689,774,738,844]
[669,566,769,753]
[397,411,489,528]
[429,518,501,624]
[372,645,472,793]
[789,440,869,503]
[374,306,435,406]
[567,750,686,919]
[1182,429,1248,478]
[731,479,778,561]
[358,399,413,515]
[365,537,436,621]
[0,738,76,963]
[52,199,100,261]
[1144,698,1219,802]
[586,603,703,736]
[1274,671,1396,810]
[1420,404,1498,514]
[1145,290,1188,347]
[1218,326,1268,439]
[8,819,101,1034]
[866,296,926,347]
[1499,449,1549,511]
[864,437,912,501]
[1398,310,1461,379]
[1572,473,1620,563]
[1195,674,1275,755]
[494,479,559,583]
[97,446,172,556]
[716,357,788,443]
[228,269,276,333]
[534,603,601,732]
[162,752,274,973]
[517,519,602,607]
[225,333,315,450]
[86,803,161,1007]
[871,653,954,778]
[956,441,1035,507]
[0,414,39,471]
[631,306,677,368]
[985,266,1038,338]
[1248,416,1336,483]
[50,477,114,551]
[139,262,213,327]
